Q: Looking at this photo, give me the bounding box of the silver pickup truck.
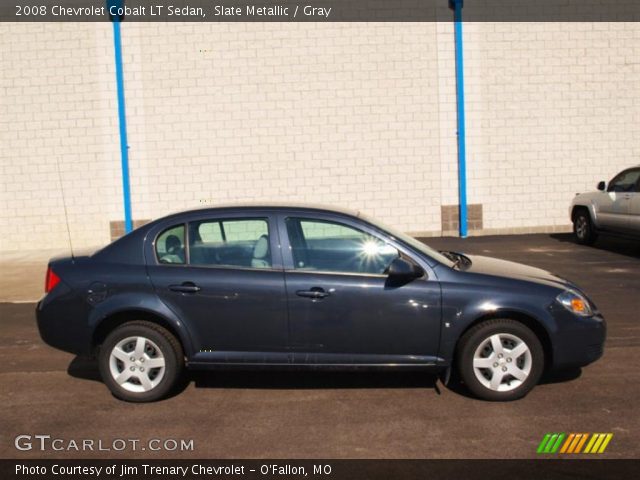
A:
[570,166,640,245]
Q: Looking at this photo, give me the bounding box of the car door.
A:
[279,213,442,365]
[627,173,640,233]
[598,169,640,231]
[146,213,289,363]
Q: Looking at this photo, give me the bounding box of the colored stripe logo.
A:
[537,433,613,454]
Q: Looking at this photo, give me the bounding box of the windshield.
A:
[359,213,456,268]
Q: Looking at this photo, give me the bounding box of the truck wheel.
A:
[98,321,184,402]
[573,210,598,245]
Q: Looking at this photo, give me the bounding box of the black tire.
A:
[573,209,598,245]
[98,321,184,402]
[456,319,544,401]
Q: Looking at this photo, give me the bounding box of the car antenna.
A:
[53,155,75,260]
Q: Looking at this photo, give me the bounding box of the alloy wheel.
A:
[472,333,532,392]
[108,336,166,393]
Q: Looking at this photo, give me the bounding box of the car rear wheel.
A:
[98,321,184,402]
[573,210,598,245]
[456,319,544,401]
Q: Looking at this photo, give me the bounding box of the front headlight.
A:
[557,290,593,317]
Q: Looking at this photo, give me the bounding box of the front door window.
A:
[285,218,399,275]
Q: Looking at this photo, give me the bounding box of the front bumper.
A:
[550,305,606,370]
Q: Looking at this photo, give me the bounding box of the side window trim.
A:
[219,222,227,242]
[284,268,389,278]
[184,221,191,264]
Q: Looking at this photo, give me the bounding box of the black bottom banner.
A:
[3,459,639,480]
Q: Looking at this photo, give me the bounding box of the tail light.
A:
[45,266,61,293]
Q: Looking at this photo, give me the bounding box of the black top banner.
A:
[2,0,640,22]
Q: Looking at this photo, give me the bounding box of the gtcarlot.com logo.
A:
[537,433,613,454]
[14,435,194,452]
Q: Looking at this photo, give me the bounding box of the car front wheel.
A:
[98,321,184,402]
[456,319,544,401]
[573,210,598,245]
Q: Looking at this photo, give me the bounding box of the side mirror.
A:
[597,181,606,191]
[387,257,424,281]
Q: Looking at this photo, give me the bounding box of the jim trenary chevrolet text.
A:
[37,205,605,402]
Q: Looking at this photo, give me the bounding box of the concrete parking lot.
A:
[0,234,638,459]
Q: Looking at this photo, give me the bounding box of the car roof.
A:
[153,203,363,223]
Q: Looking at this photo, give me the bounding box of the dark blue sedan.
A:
[37,205,605,402]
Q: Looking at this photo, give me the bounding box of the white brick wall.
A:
[0,23,122,252]
[122,23,444,238]
[462,22,640,230]
[1,21,639,254]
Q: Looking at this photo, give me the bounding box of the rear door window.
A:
[188,218,271,269]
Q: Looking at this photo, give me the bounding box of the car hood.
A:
[461,254,575,291]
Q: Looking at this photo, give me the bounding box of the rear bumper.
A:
[550,308,606,370]
[36,287,92,356]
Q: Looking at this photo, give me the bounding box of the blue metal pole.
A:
[452,0,468,238]
[110,3,133,234]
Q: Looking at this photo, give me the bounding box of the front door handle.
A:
[169,282,201,293]
[296,287,330,299]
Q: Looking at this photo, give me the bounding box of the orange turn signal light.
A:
[570,298,587,313]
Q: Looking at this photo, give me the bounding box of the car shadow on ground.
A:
[67,355,101,382]
[68,356,438,390]
[68,356,442,394]
[67,355,191,400]
[442,367,582,399]
[68,356,443,398]
[549,233,640,260]
[539,367,582,384]
[67,355,582,400]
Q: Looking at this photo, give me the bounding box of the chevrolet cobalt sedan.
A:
[37,205,605,402]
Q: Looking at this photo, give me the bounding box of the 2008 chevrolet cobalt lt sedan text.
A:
[37,205,605,402]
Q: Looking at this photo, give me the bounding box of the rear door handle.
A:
[296,288,330,299]
[169,282,201,293]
